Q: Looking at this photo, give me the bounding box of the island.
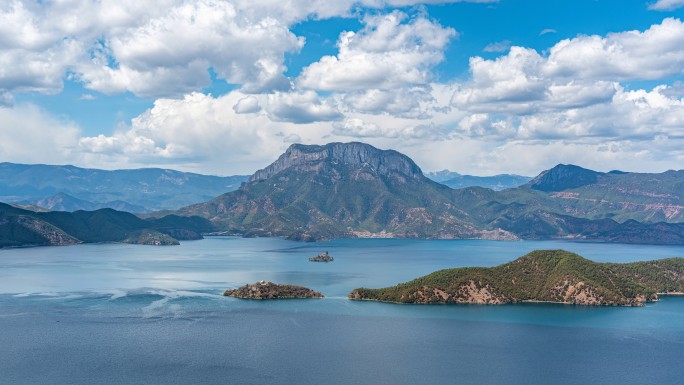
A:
[349,250,684,306]
[309,251,334,262]
[224,281,324,299]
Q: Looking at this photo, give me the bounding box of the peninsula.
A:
[224,281,324,299]
[349,250,684,306]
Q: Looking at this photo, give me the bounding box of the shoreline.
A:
[347,297,652,307]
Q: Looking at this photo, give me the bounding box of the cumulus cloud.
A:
[266,90,342,123]
[332,118,389,138]
[78,1,304,97]
[544,18,684,81]
[0,0,491,100]
[233,96,262,114]
[648,0,684,11]
[452,19,684,115]
[0,104,80,164]
[0,1,308,98]
[342,87,440,118]
[298,11,456,91]
[76,91,339,174]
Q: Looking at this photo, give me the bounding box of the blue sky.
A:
[1,0,684,175]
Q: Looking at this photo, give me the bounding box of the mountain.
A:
[527,164,601,192]
[0,202,214,248]
[21,192,147,213]
[425,170,531,190]
[0,163,248,212]
[350,250,684,306]
[176,142,684,244]
[178,142,516,241]
[491,164,684,223]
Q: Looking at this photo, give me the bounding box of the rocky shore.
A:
[224,281,324,299]
[309,251,333,262]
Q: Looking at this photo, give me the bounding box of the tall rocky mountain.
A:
[178,142,515,241]
[0,163,248,212]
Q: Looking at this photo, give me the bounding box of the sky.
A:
[1,0,684,176]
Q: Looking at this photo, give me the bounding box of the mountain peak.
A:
[528,164,603,192]
[249,142,424,182]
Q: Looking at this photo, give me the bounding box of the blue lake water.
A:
[1,237,684,384]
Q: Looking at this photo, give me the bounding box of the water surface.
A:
[1,238,683,384]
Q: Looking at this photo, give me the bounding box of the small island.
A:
[224,281,324,299]
[309,251,334,262]
[349,250,684,306]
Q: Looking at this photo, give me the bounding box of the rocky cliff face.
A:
[249,142,423,182]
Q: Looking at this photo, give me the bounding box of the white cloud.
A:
[76,91,337,174]
[648,0,684,11]
[78,1,304,97]
[452,18,684,115]
[332,118,390,138]
[483,40,512,53]
[298,11,456,92]
[266,90,342,123]
[539,28,557,36]
[544,18,684,81]
[283,133,302,143]
[0,104,80,164]
[233,96,262,114]
[341,87,439,117]
[451,47,549,114]
[0,0,488,100]
[0,0,310,98]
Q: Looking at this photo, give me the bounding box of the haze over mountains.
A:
[0,163,248,212]
[425,170,531,191]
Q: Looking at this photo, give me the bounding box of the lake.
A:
[1,237,684,384]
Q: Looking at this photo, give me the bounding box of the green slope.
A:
[350,250,684,306]
[0,202,215,248]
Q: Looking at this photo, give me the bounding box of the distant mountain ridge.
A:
[19,192,147,213]
[176,142,684,244]
[498,164,684,223]
[0,162,248,212]
[426,170,531,191]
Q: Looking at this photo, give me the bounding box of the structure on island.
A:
[309,251,334,262]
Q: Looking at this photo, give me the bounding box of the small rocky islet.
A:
[224,281,324,299]
[309,251,334,262]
